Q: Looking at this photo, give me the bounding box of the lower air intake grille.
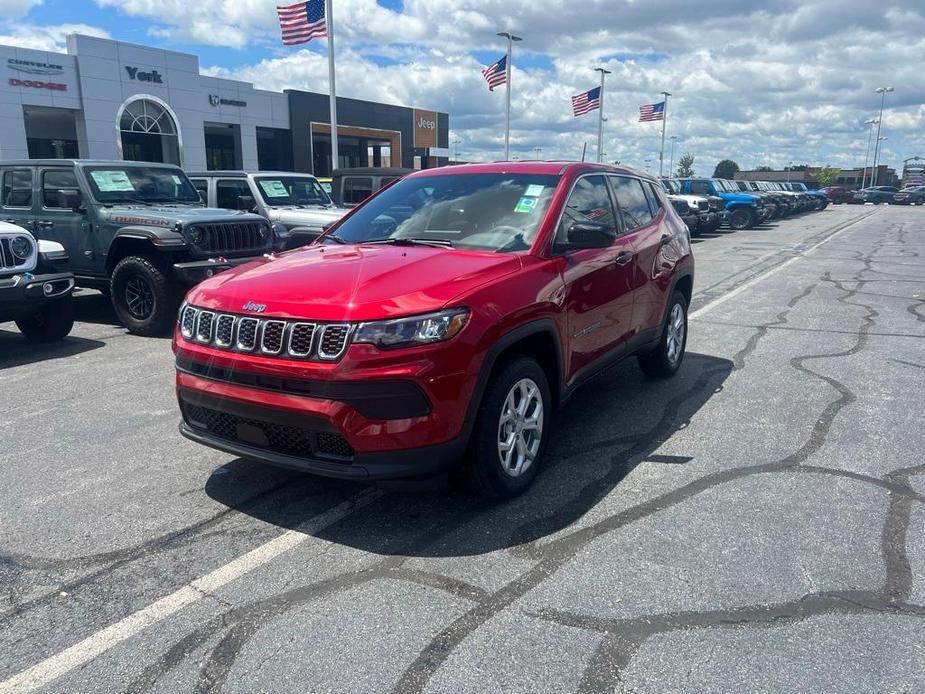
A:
[182,403,354,461]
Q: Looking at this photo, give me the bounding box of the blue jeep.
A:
[678,178,769,230]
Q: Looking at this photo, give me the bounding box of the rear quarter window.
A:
[2,169,33,208]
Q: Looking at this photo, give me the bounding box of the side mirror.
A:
[59,189,83,212]
[197,191,206,203]
[564,221,615,249]
[236,194,256,211]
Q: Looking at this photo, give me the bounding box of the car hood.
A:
[99,205,265,227]
[266,206,347,227]
[186,243,523,322]
[668,194,707,207]
[717,192,760,204]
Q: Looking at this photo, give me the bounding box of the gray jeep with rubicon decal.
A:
[0,160,272,336]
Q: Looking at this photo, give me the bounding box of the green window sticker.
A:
[515,196,539,214]
[90,170,136,192]
[258,180,289,198]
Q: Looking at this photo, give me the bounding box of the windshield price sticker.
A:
[90,170,136,192]
[259,180,290,198]
[515,196,539,214]
[524,184,545,197]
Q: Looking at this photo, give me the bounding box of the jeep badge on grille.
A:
[242,301,267,313]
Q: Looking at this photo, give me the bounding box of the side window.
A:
[644,182,664,217]
[557,175,617,244]
[343,177,374,205]
[42,169,79,209]
[216,180,251,209]
[610,176,654,231]
[689,180,710,196]
[190,179,208,202]
[2,169,33,208]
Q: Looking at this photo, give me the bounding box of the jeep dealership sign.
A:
[413,108,438,149]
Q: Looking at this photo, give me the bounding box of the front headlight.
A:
[187,226,203,245]
[354,308,469,349]
[271,222,292,238]
[258,224,271,240]
[10,235,33,260]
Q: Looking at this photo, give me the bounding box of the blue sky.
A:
[3,0,924,173]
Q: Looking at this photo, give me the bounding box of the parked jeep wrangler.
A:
[0,221,74,342]
[679,178,769,230]
[188,171,346,251]
[661,179,720,235]
[0,160,272,336]
[330,167,413,207]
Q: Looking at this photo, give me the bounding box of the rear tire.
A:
[15,295,74,342]
[466,356,552,498]
[110,255,179,336]
[638,291,688,378]
[728,207,755,230]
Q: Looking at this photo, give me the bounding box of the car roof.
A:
[0,159,181,168]
[400,160,657,181]
[186,170,320,178]
[332,167,414,176]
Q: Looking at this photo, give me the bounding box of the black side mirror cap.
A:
[59,189,83,212]
[564,221,615,249]
[236,194,256,211]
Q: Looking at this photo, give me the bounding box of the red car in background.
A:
[819,186,854,204]
[173,162,694,497]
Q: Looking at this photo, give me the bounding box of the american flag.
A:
[277,0,327,46]
[571,86,601,117]
[639,101,665,122]
[481,55,507,91]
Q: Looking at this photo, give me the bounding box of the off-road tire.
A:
[110,255,178,336]
[15,295,74,342]
[638,291,688,378]
[728,207,755,230]
[466,356,552,498]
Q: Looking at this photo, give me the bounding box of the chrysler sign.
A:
[7,58,64,76]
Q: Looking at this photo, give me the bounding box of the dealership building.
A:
[0,34,449,175]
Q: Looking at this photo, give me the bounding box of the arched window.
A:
[117,97,181,165]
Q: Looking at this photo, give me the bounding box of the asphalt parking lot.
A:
[2,204,924,693]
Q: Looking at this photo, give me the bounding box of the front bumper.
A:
[0,271,74,321]
[172,255,266,285]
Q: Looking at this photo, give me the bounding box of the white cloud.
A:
[0,0,43,17]
[0,23,110,52]
[57,1,925,172]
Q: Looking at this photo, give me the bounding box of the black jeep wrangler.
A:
[0,222,74,342]
[0,161,272,335]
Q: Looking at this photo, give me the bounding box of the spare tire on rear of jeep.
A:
[110,255,180,336]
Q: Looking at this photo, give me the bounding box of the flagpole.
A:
[658,91,671,177]
[326,0,339,174]
[594,67,611,164]
[497,31,522,161]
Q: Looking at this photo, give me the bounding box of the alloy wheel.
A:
[497,378,544,477]
[124,276,155,319]
[666,303,685,366]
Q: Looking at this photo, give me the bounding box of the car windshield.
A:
[662,179,681,194]
[254,176,332,207]
[714,179,733,192]
[328,172,559,252]
[84,166,201,204]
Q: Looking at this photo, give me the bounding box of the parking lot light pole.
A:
[668,136,678,175]
[871,86,894,186]
[593,67,612,164]
[861,118,879,189]
[874,136,888,184]
[533,146,542,159]
[452,138,461,163]
[497,31,522,161]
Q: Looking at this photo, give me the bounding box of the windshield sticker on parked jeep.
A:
[90,171,136,192]
[524,184,545,197]
[258,180,289,198]
[514,196,539,214]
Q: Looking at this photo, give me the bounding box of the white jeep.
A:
[0,221,74,342]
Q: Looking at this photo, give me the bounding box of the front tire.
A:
[728,207,755,230]
[467,357,552,498]
[110,255,178,336]
[638,291,688,378]
[15,295,74,342]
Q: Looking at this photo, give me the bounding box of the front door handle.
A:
[659,234,673,247]
[614,250,635,265]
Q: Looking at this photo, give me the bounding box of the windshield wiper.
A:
[323,234,349,244]
[364,238,453,248]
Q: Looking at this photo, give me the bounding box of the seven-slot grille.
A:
[189,222,267,254]
[180,305,352,362]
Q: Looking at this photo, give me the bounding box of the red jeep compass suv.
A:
[174,162,694,496]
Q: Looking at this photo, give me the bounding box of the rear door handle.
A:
[614,250,635,265]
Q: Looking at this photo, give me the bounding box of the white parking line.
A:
[0,488,382,694]
[690,209,877,320]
